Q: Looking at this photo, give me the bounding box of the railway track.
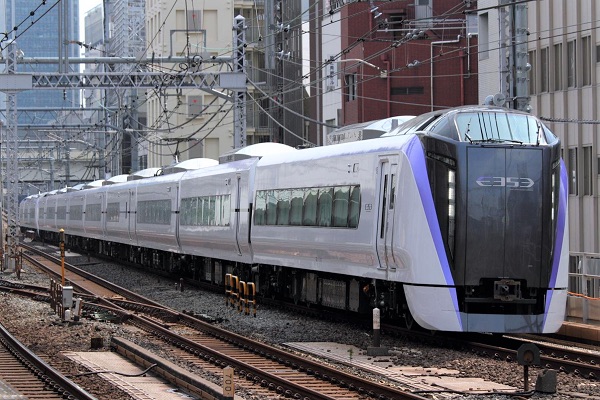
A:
[477,333,599,379]
[382,322,600,382]
[16,242,599,398]
[19,243,431,400]
[0,320,96,400]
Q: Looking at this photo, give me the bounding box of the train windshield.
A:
[455,112,547,145]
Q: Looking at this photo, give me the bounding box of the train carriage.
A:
[82,184,107,241]
[37,191,57,233]
[19,195,39,232]
[104,178,138,246]
[384,106,569,332]
[178,158,257,264]
[64,190,86,237]
[133,173,181,254]
[54,188,69,233]
[20,106,569,333]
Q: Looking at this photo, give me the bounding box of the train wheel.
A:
[404,311,414,330]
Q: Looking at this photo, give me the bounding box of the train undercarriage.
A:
[34,230,416,327]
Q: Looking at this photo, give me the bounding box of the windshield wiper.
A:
[480,138,524,144]
[463,117,474,143]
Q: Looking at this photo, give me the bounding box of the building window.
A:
[569,148,578,195]
[388,14,407,40]
[528,50,536,95]
[553,43,563,91]
[188,95,203,118]
[391,87,424,95]
[326,119,336,135]
[567,40,577,88]
[582,36,592,86]
[328,0,345,14]
[346,73,357,101]
[583,146,593,195]
[139,155,148,170]
[187,10,201,29]
[540,47,549,92]
[479,13,489,60]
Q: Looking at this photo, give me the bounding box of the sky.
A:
[81,0,102,16]
[80,0,102,40]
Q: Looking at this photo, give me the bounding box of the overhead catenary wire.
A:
[76,0,596,138]
[14,0,600,176]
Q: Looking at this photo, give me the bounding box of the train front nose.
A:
[460,146,551,330]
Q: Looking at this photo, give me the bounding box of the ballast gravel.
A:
[0,247,597,400]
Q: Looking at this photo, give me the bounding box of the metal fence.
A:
[567,252,600,322]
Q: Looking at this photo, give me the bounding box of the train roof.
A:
[383,105,541,137]
[257,134,416,167]
[326,115,415,145]
[382,105,557,145]
[161,158,219,175]
[128,167,162,181]
[83,179,106,189]
[103,175,129,185]
[219,142,296,163]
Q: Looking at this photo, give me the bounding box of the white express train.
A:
[20,105,569,333]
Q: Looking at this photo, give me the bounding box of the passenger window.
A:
[266,191,277,225]
[332,186,350,227]
[289,189,304,225]
[201,198,210,225]
[221,195,231,226]
[318,187,334,227]
[303,188,318,225]
[276,190,291,225]
[208,197,216,225]
[349,186,361,228]
[254,191,266,225]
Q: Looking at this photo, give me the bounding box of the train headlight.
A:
[551,173,555,222]
[448,169,456,257]
[448,170,456,217]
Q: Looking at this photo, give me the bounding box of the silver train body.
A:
[20,106,569,333]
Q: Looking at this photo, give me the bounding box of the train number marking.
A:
[365,204,373,211]
[476,176,534,188]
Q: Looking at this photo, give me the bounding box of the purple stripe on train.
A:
[403,135,461,325]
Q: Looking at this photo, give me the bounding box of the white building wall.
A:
[145,0,235,167]
[477,0,502,103]
[527,0,599,254]
[321,0,342,144]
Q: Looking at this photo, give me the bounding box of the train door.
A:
[127,189,133,241]
[99,193,106,238]
[465,147,543,286]
[234,174,243,256]
[175,184,182,250]
[376,156,399,272]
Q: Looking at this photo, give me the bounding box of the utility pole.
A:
[2,41,22,272]
[0,119,3,271]
[0,17,247,275]
[512,1,530,112]
[500,0,530,112]
[233,15,247,149]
